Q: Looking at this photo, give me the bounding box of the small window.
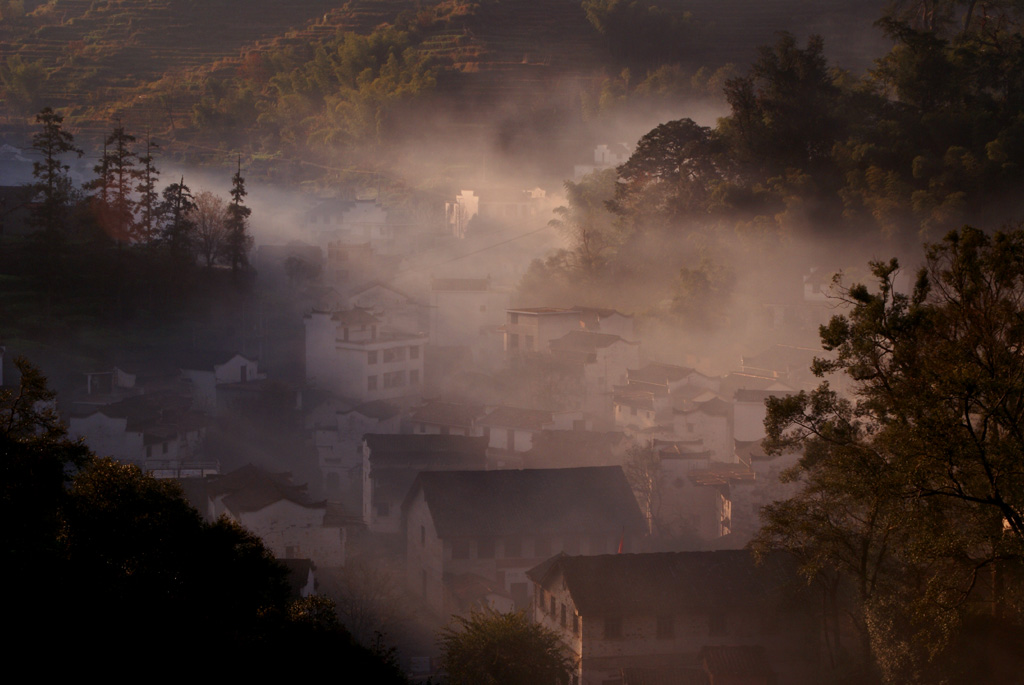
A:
[510,313,519,324]
[452,539,470,559]
[604,616,622,639]
[657,615,674,639]
[478,537,495,559]
[550,596,556,615]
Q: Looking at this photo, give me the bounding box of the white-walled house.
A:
[304,308,427,403]
[314,399,402,499]
[430,277,511,350]
[347,281,429,338]
[180,352,265,414]
[207,464,346,568]
[68,393,211,477]
[527,551,820,685]
[361,434,489,534]
[403,466,646,619]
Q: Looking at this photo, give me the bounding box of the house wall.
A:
[535,566,817,685]
[504,311,582,354]
[674,410,731,462]
[431,289,510,348]
[405,490,447,616]
[69,413,140,461]
[234,499,346,568]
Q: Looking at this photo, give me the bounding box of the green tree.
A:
[439,609,574,685]
[26,107,82,235]
[548,168,620,277]
[224,156,253,274]
[754,226,1024,682]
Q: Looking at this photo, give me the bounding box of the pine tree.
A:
[27,107,82,235]
[88,122,137,243]
[158,176,196,263]
[135,135,160,243]
[224,155,253,274]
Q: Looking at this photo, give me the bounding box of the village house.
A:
[304,308,427,404]
[573,143,632,181]
[409,398,488,436]
[477,405,587,466]
[550,330,642,418]
[402,466,647,619]
[313,399,402,500]
[361,434,489,534]
[68,393,213,478]
[323,241,402,293]
[673,397,733,463]
[347,281,429,338]
[429,277,511,354]
[503,307,584,356]
[179,351,266,414]
[527,550,820,685]
[206,464,347,568]
[445,187,549,238]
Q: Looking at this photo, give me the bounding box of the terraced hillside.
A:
[1,0,892,163]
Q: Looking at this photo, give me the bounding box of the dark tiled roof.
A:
[508,307,580,315]
[179,350,252,372]
[550,330,629,352]
[410,399,486,428]
[329,307,380,326]
[527,550,800,616]
[478,406,554,430]
[364,434,489,467]
[676,397,731,418]
[345,400,402,421]
[407,466,645,538]
[628,363,696,385]
[208,464,321,513]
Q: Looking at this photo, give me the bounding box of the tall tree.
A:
[190,189,228,267]
[89,122,138,243]
[134,135,161,242]
[159,176,196,263]
[26,107,82,235]
[224,155,253,274]
[754,226,1024,681]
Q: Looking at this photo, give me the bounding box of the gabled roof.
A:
[405,466,645,538]
[527,550,800,616]
[478,406,554,431]
[628,363,696,385]
[363,434,488,468]
[411,399,486,428]
[676,397,731,418]
[207,464,322,514]
[550,330,633,352]
[329,307,380,326]
[179,350,255,372]
[344,399,401,421]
